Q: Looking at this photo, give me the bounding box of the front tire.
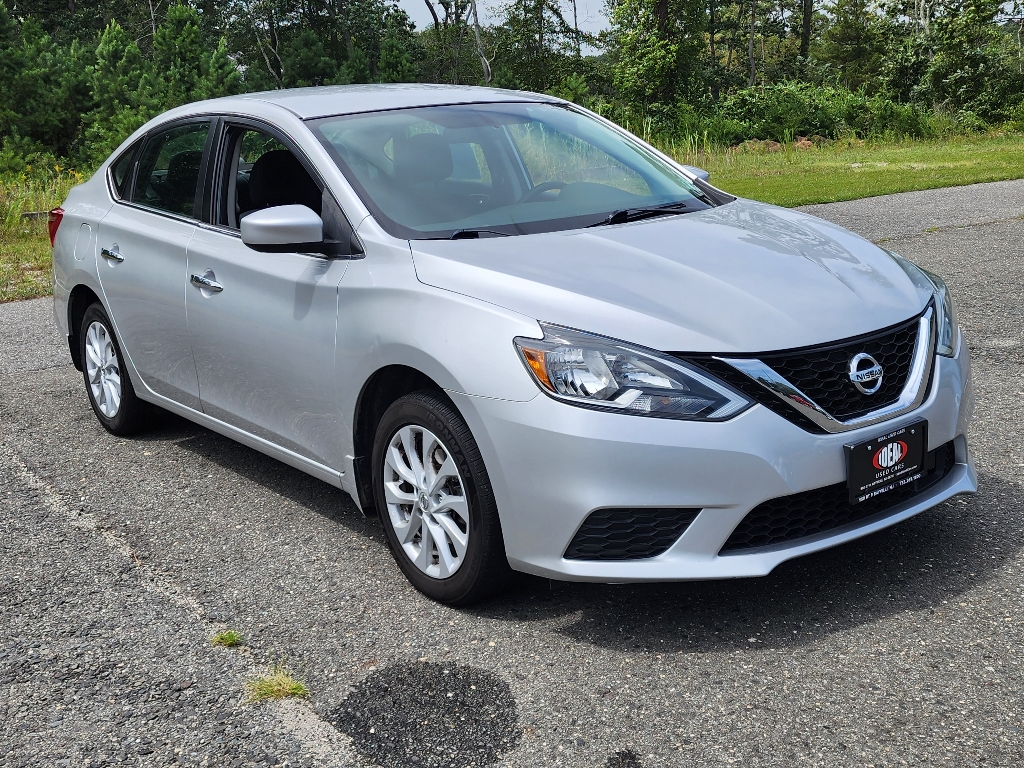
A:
[79,303,153,435]
[372,391,513,605]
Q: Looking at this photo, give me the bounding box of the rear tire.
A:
[372,391,514,605]
[79,303,154,436]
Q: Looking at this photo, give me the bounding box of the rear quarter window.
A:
[109,139,142,199]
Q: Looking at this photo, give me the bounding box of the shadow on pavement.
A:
[145,411,379,540]
[146,412,1015,657]
[473,471,1016,655]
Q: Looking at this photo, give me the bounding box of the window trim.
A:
[106,137,145,201]
[202,115,363,257]
[112,116,218,225]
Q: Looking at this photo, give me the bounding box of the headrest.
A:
[166,150,203,194]
[393,132,453,184]
[248,149,322,213]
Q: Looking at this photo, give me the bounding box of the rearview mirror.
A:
[241,204,343,255]
[682,165,711,182]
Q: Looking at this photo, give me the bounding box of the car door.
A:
[185,120,354,467]
[96,119,214,410]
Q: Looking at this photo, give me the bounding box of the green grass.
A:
[244,661,309,703]
[1,228,51,302]
[211,629,245,648]
[1,168,79,303]
[665,132,1024,207]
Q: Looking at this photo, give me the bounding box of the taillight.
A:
[48,207,64,247]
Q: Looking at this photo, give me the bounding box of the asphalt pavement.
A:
[2,181,1023,767]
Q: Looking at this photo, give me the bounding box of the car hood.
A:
[410,199,933,353]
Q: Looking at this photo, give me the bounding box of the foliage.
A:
[211,629,244,647]
[244,661,308,702]
[0,0,1022,176]
[607,0,707,105]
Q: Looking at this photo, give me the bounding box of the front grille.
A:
[564,507,700,560]
[679,309,926,431]
[720,441,956,553]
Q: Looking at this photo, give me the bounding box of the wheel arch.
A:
[67,284,104,371]
[351,364,457,517]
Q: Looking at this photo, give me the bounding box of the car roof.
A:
[217,84,558,120]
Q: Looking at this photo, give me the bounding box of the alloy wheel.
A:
[382,425,470,579]
[84,320,121,418]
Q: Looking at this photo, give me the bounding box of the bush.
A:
[718,83,848,142]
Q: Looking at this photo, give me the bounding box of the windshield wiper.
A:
[449,228,512,240]
[585,201,697,228]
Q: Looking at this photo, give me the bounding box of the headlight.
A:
[514,324,751,420]
[885,249,959,357]
[920,267,959,357]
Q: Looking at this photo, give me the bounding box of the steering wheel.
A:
[518,180,567,204]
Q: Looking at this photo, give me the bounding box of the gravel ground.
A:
[2,181,1023,767]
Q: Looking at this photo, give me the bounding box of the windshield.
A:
[310,102,720,239]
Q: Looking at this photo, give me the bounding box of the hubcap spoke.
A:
[425,516,456,577]
[384,480,416,506]
[385,445,418,487]
[382,422,471,580]
[427,455,459,496]
[433,512,469,560]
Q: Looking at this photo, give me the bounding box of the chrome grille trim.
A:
[716,307,934,434]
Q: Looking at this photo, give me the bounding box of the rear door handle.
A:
[100,246,124,263]
[190,273,223,293]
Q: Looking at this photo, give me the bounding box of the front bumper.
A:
[450,341,975,582]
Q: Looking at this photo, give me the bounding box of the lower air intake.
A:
[564,507,701,561]
[720,441,957,553]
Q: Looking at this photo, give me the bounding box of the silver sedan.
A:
[50,85,976,604]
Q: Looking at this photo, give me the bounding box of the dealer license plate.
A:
[845,421,927,505]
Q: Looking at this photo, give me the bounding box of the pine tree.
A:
[83,20,155,165]
[818,0,887,91]
[340,45,371,85]
[281,28,337,87]
[0,1,23,136]
[377,13,417,83]
[197,37,242,100]
[153,2,206,108]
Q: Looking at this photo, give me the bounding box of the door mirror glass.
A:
[241,205,324,252]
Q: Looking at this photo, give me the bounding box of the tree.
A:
[377,10,418,82]
[818,0,887,91]
[280,27,337,86]
[153,3,207,107]
[197,36,242,99]
[83,19,155,163]
[608,0,706,105]
[922,0,1011,115]
[490,0,578,91]
[0,1,23,137]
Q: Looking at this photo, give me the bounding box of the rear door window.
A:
[132,122,211,218]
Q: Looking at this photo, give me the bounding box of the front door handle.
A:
[100,246,124,263]
[190,273,223,293]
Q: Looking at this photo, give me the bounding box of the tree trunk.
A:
[469,0,492,83]
[423,0,441,28]
[709,0,719,100]
[726,0,744,73]
[800,0,812,60]
[748,0,756,86]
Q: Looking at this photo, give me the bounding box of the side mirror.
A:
[241,204,344,255]
[682,165,711,182]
